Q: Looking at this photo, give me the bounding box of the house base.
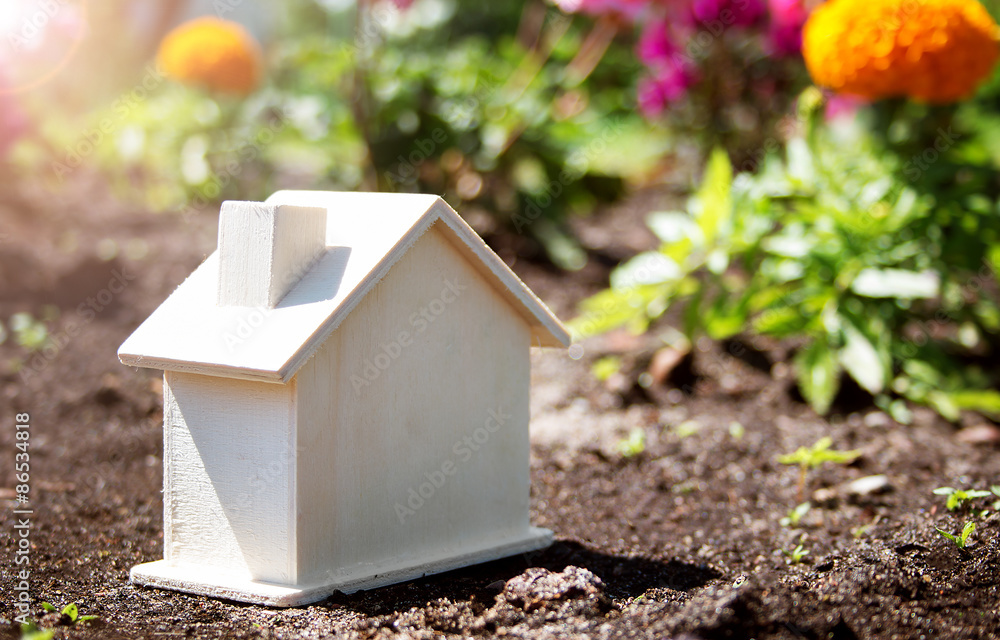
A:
[130,527,553,607]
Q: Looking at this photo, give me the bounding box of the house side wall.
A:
[163,371,297,584]
[295,224,531,585]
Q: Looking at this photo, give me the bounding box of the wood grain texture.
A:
[163,371,297,584]
[217,201,327,308]
[294,224,535,586]
[119,192,569,383]
[124,190,565,604]
[130,528,552,606]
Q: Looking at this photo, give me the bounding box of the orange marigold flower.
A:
[802,0,1000,103]
[157,17,262,96]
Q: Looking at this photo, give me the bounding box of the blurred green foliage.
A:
[73,0,660,269]
[572,88,1000,420]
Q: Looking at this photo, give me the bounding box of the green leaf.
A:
[839,322,885,394]
[617,428,646,457]
[947,493,962,511]
[682,286,706,339]
[753,307,809,337]
[762,234,812,259]
[62,602,78,622]
[647,211,703,246]
[571,288,648,339]
[610,252,681,288]
[850,268,940,299]
[591,356,621,382]
[692,148,732,246]
[785,137,815,186]
[77,615,100,623]
[20,627,55,640]
[795,340,841,415]
[704,294,748,340]
[532,220,587,271]
[780,501,812,527]
[41,602,57,613]
[936,528,960,545]
[778,437,861,468]
[675,420,701,438]
[925,391,960,422]
[947,390,1000,419]
[961,521,976,545]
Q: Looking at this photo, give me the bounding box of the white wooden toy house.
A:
[118,190,569,606]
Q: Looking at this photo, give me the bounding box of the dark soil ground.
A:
[2,177,1000,639]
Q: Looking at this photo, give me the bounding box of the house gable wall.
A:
[294,223,531,585]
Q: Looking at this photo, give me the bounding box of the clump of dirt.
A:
[2,181,1000,639]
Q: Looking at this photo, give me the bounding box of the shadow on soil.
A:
[321,540,721,615]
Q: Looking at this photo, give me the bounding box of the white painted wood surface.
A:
[132,224,554,606]
[118,192,569,383]
[295,225,537,586]
[161,371,297,583]
[131,530,552,606]
[217,202,327,308]
[124,190,567,606]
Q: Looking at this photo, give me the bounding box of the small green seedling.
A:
[936,521,976,550]
[19,622,54,640]
[40,602,98,625]
[932,487,991,512]
[728,421,745,440]
[591,356,622,382]
[780,502,812,527]
[675,419,701,439]
[778,437,861,501]
[19,602,98,640]
[8,313,51,352]
[783,543,809,564]
[990,485,1000,510]
[617,428,646,458]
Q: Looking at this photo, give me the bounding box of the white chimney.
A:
[216,201,327,308]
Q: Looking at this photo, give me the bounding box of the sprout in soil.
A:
[932,487,991,512]
[778,437,861,501]
[617,428,646,458]
[935,521,976,550]
[20,603,98,640]
[780,502,812,528]
[990,485,1000,510]
[783,543,810,564]
[20,623,54,640]
[39,602,98,625]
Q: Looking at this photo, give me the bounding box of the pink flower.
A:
[690,0,764,27]
[825,94,865,121]
[766,0,808,55]
[636,18,675,65]
[635,20,699,116]
[638,66,698,116]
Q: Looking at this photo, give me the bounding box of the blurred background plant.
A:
[8,0,665,269]
[574,0,1000,423]
[553,0,811,166]
[2,0,1000,425]
[3,0,815,269]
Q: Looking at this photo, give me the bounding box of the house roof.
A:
[118,191,570,383]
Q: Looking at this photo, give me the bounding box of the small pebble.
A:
[845,474,892,496]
